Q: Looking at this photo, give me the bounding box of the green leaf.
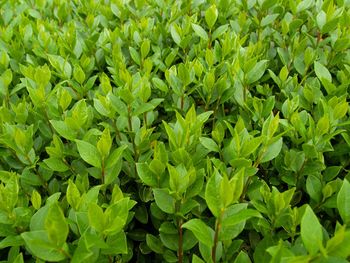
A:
[260,138,283,163]
[191,24,209,41]
[43,157,69,172]
[192,254,205,263]
[337,179,350,224]
[21,230,67,261]
[0,235,24,249]
[75,140,101,168]
[97,128,112,159]
[102,231,128,254]
[182,219,214,248]
[105,145,128,169]
[205,4,218,29]
[45,202,69,247]
[146,234,164,254]
[314,61,332,83]
[67,179,81,210]
[246,60,268,84]
[301,205,323,255]
[152,77,168,92]
[141,39,151,59]
[222,209,261,227]
[88,203,105,232]
[234,251,252,263]
[50,120,77,141]
[212,24,228,40]
[170,24,182,46]
[136,163,158,187]
[199,137,220,152]
[129,47,141,66]
[205,170,222,217]
[31,190,41,210]
[153,188,175,214]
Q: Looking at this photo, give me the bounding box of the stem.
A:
[59,248,72,259]
[143,112,148,127]
[240,152,264,202]
[178,219,183,263]
[112,119,122,141]
[127,105,138,175]
[101,159,105,184]
[212,210,224,262]
[180,94,184,111]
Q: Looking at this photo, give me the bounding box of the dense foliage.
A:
[0,0,350,262]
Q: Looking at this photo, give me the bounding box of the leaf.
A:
[43,157,69,172]
[246,60,268,84]
[234,251,252,263]
[222,209,261,227]
[337,179,350,224]
[260,138,283,163]
[205,170,222,217]
[153,188,175,214]
[88,203,105,233]
[199,137,219,152]
[50,120,77,141]
[205,4,218,29]
[31,190,42,210]
[261,14,279,27]
[212,24,229,40]
[192,254,205,263]
[136,163,158,187]
[170,24,182,46]
[152,77,168,92]
[97,128,112,159]
[191,23,208,41]
[314,61,332,83]
[146,234,164,254]
[67,179,81,210]
[102,231,128,254]
[182,219,214,248]
[0,235,24,249]
[301,205,323,255]
[129,47,140,65]
[75,140,101,168]
[105,145,128,169]
[45,202,69,247]
[21,230,67,261]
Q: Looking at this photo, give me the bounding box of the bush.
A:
[0,0,350,262]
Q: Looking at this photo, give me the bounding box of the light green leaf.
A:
[191,24,208,41]
[75,140,101,168]
[136,163,158,187]
[337,179,350,224]
[260,138,283,163]
[43,157,69,172]
[31,190,41,210]
[67,179,81,210]
[88,203,105,233]
[205,4,218,29]
[314,61,332,83]
[205,170,222,217]
[182,219,214,248]
[246,60,268,85]
[21,230,67,261]
[153,188,175,214]
[199,137,219,152]
[301,205,323,255]
[45,202,69,247]
[50,120,77,141]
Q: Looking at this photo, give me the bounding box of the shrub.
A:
[0,0,350,262]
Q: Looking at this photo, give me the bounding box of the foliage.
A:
[0,0,350,262]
